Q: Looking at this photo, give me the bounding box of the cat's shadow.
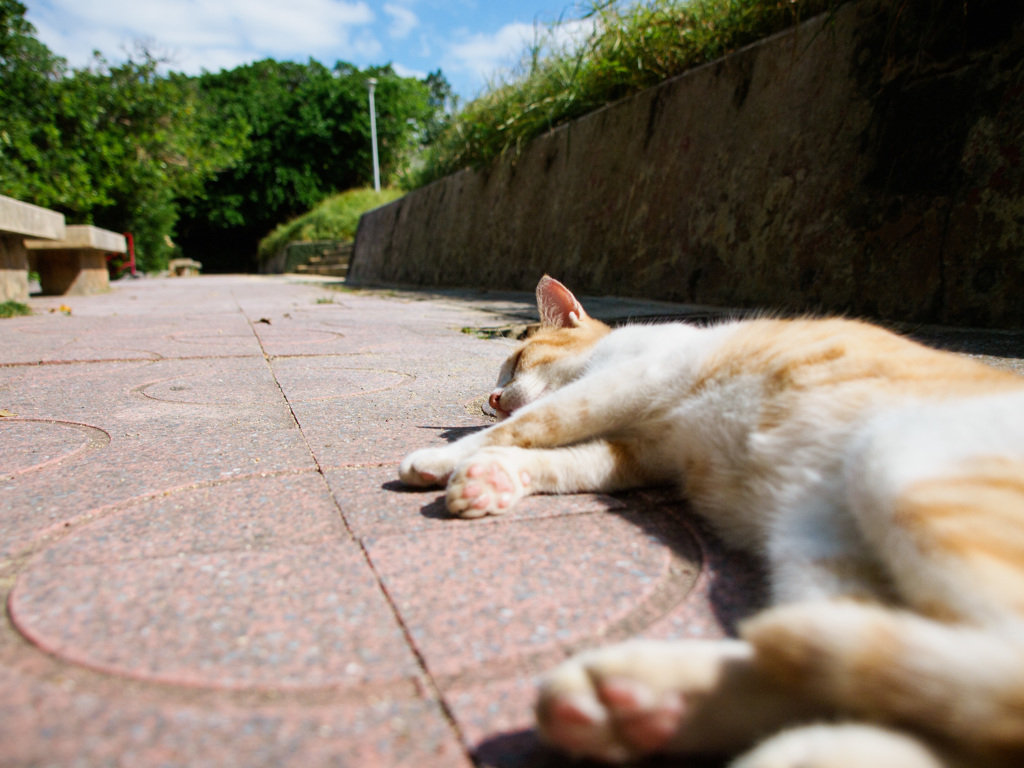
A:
[419,425,488,442]
[472,728,728,768]
[382,424,487,515]
[380,479,451,519]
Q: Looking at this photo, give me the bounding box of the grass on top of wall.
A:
[416,0,843,185]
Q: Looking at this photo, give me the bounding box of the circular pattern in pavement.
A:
[137,366,413,405]
[166,331,255,345]
[8,473,420,690]
[0,419,110,478]
[8,474,703,693]
[271,362,413,403]
[136,370,283,405]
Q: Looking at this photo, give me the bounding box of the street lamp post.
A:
[367,77,381,192]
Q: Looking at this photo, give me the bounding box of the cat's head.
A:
[488,276,611,420]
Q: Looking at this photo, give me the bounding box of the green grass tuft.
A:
[0,301,31,318]
[257,187,405,263]
[417,0,842,184]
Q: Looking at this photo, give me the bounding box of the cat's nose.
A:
[488,389,503,411]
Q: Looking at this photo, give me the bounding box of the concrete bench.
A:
[168,258,202,276]
[0,195,66,302]
[25,225,126,296]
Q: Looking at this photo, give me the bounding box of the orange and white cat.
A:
[399,275,1024,768]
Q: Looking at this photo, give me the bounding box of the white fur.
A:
[401,297,1024,767]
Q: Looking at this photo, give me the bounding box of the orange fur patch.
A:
[695,319,1024,433]
[702,318,1022,398]
[517,317,611,372]
[894,457,1024,618]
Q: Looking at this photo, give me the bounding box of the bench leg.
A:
[0,233,29,303]
[36,249,110,296]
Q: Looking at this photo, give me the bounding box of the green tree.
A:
[54,51,248,270]
[0,2,247,272]
[176,60,434,272]
[0,0,94,210]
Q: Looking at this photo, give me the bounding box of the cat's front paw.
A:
[398,447,458,487]
[446,449,532,518]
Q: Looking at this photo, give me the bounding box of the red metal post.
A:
[124,232,136,276]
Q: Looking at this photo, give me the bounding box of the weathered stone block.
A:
[25,225,126,296]
[0,195,66,302]
[0,233,30,303]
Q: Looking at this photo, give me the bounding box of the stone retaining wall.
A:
[350,0,1024,328]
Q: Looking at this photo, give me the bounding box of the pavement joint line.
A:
[0,353,262,369]
[233,288,480,759]
[357,532,475,760]
[230,289,474,749]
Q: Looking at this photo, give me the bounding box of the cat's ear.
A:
[536,275,588,329]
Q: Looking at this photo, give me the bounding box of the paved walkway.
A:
[1,275,1019,768]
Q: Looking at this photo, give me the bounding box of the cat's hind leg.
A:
[741,599,1024,757]
[744,398,1024,751]
[445,438,660,517]
[731,723,954,768]
[536,638,823,763]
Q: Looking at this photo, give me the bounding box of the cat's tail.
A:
[742,600,1024,757]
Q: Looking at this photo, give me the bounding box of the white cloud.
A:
[391,61,426,80]
[383,3,418,40]
[26,0,380,73]
[445,21,534,82]
[443,16,595,93]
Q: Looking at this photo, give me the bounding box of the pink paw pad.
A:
[547,697,600,727]
[452,459,526,516]
[596,679,683,751]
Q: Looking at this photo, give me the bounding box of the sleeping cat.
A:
[399,275,1024,768]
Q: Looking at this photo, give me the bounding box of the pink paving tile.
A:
[0,321,80,363]
[17,312,264,364]
[365,510,702,683]
[270,356,416,402]
[30,471,347,566]
[0,359,316,560]
[0,670,471,768]
[11,541,419,690]
[0,418,110,478]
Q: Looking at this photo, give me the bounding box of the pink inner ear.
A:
[536,275,586,328]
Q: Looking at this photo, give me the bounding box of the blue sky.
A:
[23,0,593,100]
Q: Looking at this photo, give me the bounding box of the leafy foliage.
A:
[257,187,405,265]
[176,60,434,272]
[417,0,843,184]
[0,0,444,273]
[1,1,249,271]
[0,300,31,318]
